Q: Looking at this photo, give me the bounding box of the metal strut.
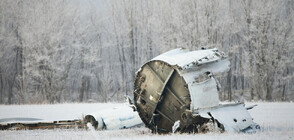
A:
[0,119,86,130]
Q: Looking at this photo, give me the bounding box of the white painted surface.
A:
[152,48,222,68]
[89,105,142,130]
[189,77,220,109]
[198,104,254,132]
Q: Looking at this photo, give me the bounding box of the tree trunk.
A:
[8,82,13,104]
[282,84,286,101]
[79,76,85,102]
[227,69,232,101]
[0,68,3,104]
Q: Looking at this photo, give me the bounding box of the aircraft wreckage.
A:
[0,48,259,133]
[133,48,259,133]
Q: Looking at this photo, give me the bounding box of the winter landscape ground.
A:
[0,102,293,140]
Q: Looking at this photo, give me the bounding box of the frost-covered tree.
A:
[0,0,293,104]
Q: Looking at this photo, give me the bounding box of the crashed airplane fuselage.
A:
[133,48,259,133]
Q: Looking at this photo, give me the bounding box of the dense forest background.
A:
[0,0,293,104]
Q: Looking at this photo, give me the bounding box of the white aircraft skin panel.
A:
[152,48,220,67]
[189,77,220,109]
[210,104,254,132]
[180,59,230,83]
[103,112,142,130]
[151,48,230,84]
[88,105,143,130]
[197,104,254,132]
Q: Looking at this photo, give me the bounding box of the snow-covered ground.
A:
[0,102,293,140]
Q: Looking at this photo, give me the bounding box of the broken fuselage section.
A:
[84,104,143,130]
[0,104,143,131]
[133,48,259,133]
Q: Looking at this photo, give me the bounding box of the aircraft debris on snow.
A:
[0,48,259,134]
